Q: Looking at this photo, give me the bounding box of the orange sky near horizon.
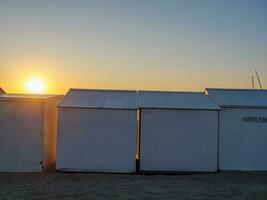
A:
[1,63,264,95]
[0,49,266,94]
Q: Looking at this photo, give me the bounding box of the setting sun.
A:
[26,79,46,94]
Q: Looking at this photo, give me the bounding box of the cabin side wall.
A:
[0,101,43,172]
[219,108,267,170]
[43,97,62,170]
[140,109,219,172]
[56,108,137,173]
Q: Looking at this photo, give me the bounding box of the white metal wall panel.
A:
[219,108,267,170]
[57,108,137,172]
[0,101,43,172]
[140,109,218,172]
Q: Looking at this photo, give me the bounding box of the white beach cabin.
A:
[0,90,62,172]
[56,89,138,173]
[138,91,220,172]
[206,88,267,171]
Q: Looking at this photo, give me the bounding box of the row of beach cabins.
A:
[0,87,267,173]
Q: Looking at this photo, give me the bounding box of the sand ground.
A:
[0,171,267,200]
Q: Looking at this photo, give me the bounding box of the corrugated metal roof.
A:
[205,88,267,107]
[0,93,62,101]
[138,90,220,110]
[59,89,139,109]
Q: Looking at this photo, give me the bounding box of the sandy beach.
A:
[1,171,267,200]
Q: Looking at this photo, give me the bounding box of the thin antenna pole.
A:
[255,69,263,89]
[252,75,255,89]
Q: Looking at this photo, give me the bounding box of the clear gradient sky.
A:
[0,0,266,94]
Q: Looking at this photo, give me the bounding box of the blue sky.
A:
[0,0,266,93]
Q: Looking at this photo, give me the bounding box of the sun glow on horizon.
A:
[26,79,46,94]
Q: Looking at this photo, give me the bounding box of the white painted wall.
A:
[140,109,218,172]
[57,108,137,173]
[0,101,43,172]
[219,108,267,170]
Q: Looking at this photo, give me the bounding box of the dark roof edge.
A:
[57,105,138,110]
[218,105,267,109]
[139,107,220,110]
[69,88,138,93]
[0,94,63,102]
[205,88,267,92]
[138,90,204,94]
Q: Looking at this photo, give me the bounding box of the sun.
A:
[26,79,46,94]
